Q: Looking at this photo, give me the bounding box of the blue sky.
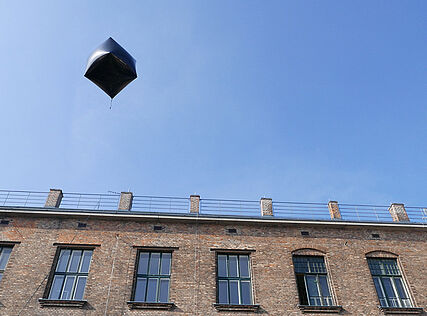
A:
[0,1,425,206]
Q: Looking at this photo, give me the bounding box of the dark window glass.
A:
[134,278,147,301]
[48,249,93,300]
[228,256,238,277]
[146,278,158,302]
[296,274,308,305]
[239,255,249,278]
[80,251,92,273]
[132,251,172,303]
[160,253,171,275]
[74,276,87,300]
[367,258,412,308]
[216,254,253,305]
[159,279,170,303]
[218,255,227,277]
[68,250,82,272]
[149,253,160,275]
[138,253,149,274]
[218,280,229,303]
[56,249,71,272]
[49,275,65,299]
[61,276,76,299]
[293,256,333,306]
[0,247,12,282]
[240,281,252,305]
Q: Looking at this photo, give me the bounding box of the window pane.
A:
[296,274,309,305]
[218,255,227,277]
[218,280,229,304]
[239,256,249,278]
[158,279,170,302]
[373,277,387,307]
[149,253,160,275]
[318,275,331,299]
[160,253,171,275]
[79,250,93,273]
[382,277,398,307]
[134,277,147,301]
[146,278,158,302]
[293,257,309,273]
[394,278,408,299]
[394,278,412,307]
[56,249,71,272]
[138,253,149,275]
[368,259,400,276]
[68,250,82,273]
[309,257,326,274]
[228,256,238,277]
[0,247,12,270]
[49,275,64,299]
[73,276,87,300]
[61,276,76,300]
[383,260,400,275]
[306,275,321,306]
[229,280,239,304]
[240,281,252,305]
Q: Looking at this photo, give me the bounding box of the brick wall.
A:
[0,212,425,316]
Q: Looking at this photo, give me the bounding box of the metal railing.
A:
[405,207,427,224]
[273,201,331,220]
[0,189,425,225]
[59,193,120,211]
[339,204,393,222]
[131,195,190,214]
[0,190,49,208]
[200,199,260,217]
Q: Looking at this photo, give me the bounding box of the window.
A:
[48,249,93,300]
[293,256,333,306]
[217,254,252,305]
[0,246,12,282]
[367,258,412,308]
[132,252,171,303]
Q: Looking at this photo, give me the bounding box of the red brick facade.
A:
[0,209,425,315]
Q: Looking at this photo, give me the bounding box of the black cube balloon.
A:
[84,37,137,99]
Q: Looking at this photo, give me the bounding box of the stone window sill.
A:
[38,299,87,308]
[127,301,175,310]
[380,307,424,315]
[214,304,260,312]
[298,305,343,313]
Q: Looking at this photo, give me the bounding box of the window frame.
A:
[131,250,172,303]
[292,255,334,307]
[215,252,253,305]
[44,246,94,302]
[367,257,413,308]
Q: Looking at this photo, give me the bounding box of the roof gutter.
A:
[0,207,425,229]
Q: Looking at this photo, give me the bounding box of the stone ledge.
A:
[380,307,424,315]
[298,305,343,313]
[127,301,175,310]
[214,304,260,312]
[38,299,87,308]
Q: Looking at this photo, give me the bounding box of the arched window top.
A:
[365,250,398,258]
[292,248,326,256]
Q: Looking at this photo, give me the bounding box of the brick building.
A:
[0,189,425,316]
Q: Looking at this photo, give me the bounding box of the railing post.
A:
[118,192,133,211]
[190,195,200,214]
[388,203,409,222]
[328,201,341,220]
[261,198,273,216]
[45,189,63,208]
